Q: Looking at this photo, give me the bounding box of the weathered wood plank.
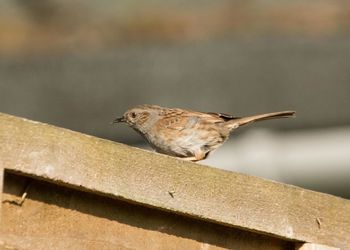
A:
[296,243,340,250]
[1,173,294,250]
[0,113,349,249]
[0,167,3,225]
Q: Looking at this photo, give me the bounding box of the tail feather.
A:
[226,111,296,130]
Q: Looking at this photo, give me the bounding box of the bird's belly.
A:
[146,130,224,157]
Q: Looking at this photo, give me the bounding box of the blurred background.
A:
[1,0,349,198]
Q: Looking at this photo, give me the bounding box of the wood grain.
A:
[0,112,349,249]
[296,243,340,250]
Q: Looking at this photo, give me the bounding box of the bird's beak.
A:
[112,117,125,124]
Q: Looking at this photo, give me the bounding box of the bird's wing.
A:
[155,109,192,131]
[205,112,241,121]
[155,109,228,131]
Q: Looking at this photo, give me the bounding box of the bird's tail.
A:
[226,111,296,130]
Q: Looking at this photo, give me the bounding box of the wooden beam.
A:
[1,173,295,249]
[296,243,340,250]
[0,167,3,225]
[0,112,349,249]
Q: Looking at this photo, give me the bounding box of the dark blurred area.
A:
[1,0,349,198]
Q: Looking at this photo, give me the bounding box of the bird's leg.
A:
[181,150,207,162]
[181,156,198,161]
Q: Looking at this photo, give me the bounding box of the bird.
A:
[113,105,295,162]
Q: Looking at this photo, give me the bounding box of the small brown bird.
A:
[113,105,295,161]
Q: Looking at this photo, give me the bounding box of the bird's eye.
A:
[130,112,137,118]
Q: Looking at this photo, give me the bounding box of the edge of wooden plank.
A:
[296,243,340,250]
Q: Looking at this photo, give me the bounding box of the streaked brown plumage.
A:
[113,105,296,161]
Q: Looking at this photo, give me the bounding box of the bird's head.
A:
[112,105,161,133]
